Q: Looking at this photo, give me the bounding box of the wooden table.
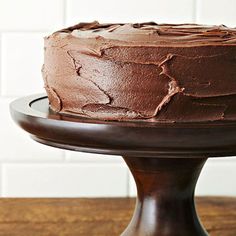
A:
[0,197,235,236]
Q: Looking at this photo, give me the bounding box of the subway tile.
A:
[66,0,195,26]
[2,163,128,197]
[0,98,64,162]
[207,156,236,163]
[0,0,64,30]
[128,171,137,197]
[128,158,236,197]
[196,0,236,27]
[65,150,123,163]
[1,32,47,96]
[196,160,236,196]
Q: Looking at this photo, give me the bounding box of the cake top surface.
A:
[54,21,236,46]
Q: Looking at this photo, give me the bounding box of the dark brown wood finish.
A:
[10,94,236,157]
[122,157,207,236]
[10,95,236,236]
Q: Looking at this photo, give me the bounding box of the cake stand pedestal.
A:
[10,94,236,236]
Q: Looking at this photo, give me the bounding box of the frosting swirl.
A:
[57,21,236,46]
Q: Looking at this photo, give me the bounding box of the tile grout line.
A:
[1,158,234,166]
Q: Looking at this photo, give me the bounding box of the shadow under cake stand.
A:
[10,94,236,236]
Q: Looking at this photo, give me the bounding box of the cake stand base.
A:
[10,94,236,236]
[122,156,207,236]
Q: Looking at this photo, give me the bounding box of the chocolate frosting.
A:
[42,21,236,122]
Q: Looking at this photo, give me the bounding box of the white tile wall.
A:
[0,98,64,162]
[0,0,64,31]
[1,33,47,96]
[66,0,195,25]
[1,163,128,197]
[196,0,236,27]
[65,151,123,163]
[196,158,236,196]
[129,158,236,197]
[0,0,236,197]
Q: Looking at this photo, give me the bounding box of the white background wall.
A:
[0,0,236,197]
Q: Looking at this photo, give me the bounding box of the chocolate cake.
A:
[42,21,236,122]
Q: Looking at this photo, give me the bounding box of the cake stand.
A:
[10,94,236,236]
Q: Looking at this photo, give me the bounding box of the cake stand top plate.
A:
[10,94,236,158]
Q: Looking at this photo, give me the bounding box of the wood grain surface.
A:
[0,197,235,236]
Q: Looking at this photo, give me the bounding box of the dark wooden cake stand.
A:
[10,94,236,236]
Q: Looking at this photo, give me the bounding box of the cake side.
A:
[42,22,236,122]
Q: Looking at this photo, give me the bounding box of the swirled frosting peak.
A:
[58,21,236,46]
